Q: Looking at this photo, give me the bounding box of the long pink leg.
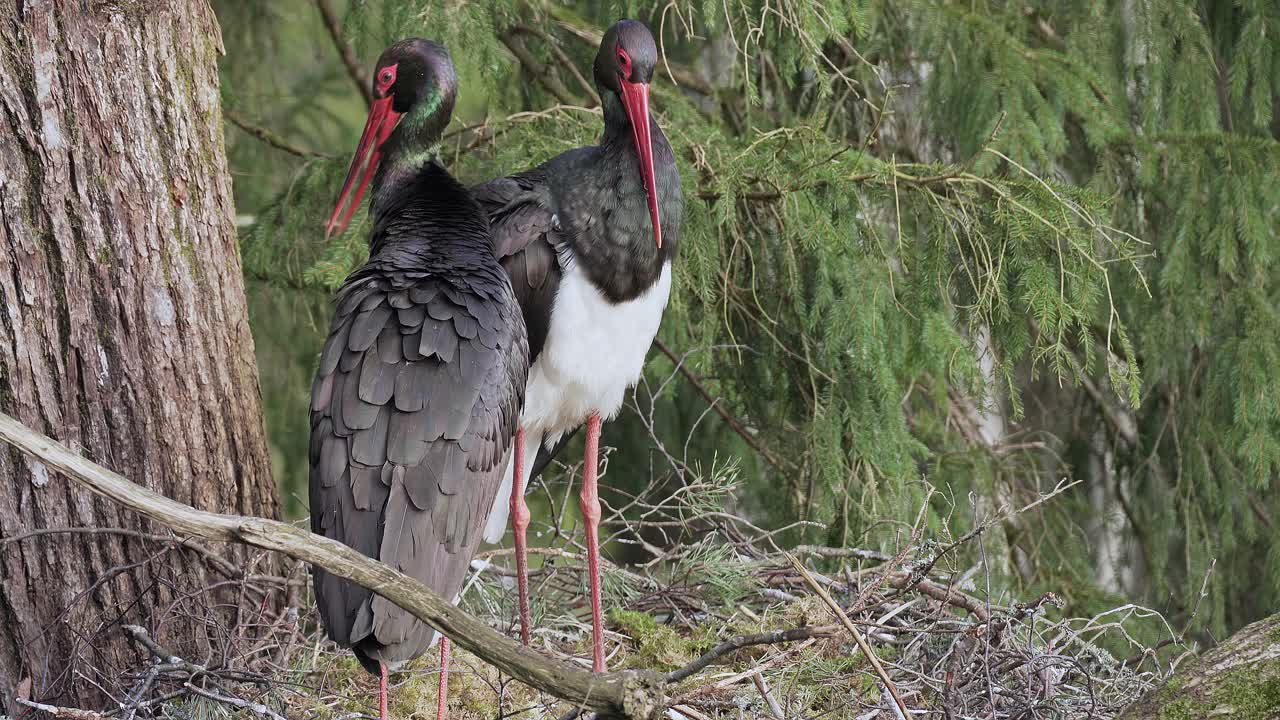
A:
[579,414,606,672]
[436,637,450,720]
[510,428,532,646]
[378,662,389,720]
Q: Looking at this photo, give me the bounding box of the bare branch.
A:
[499,30,580,106]
[224,109,334,160]
[667,625,839,683]
[0,412,666,720]
[652,338,792,472]
[314,0,371,107]
[790,555,911,718]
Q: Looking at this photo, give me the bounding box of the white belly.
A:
[525,261,672,434]
[482,261,672,543]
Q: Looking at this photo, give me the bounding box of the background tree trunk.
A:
[0,0,277,707]
[1120,612,1280,719]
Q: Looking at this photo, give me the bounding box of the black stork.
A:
[472,19,682,671]
[309,39,528,720]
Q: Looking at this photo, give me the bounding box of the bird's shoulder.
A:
[471,167,574,363]
[311,271,527,475]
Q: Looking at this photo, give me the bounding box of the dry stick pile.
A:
[1,395,1175,719]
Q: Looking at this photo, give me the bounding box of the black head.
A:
[372,38,457,120]
[593,19,658,93]
[592,20,665,249]
[326,38,458,238]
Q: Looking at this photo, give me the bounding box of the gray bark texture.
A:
[0,0,278,707]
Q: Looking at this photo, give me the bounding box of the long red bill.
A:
[325,96,402,239]
[619,79,662,249]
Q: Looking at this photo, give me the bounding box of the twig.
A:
[499,30,579,105]
[122,624,208,676]
[889,575,991,622]
[183,683,286,720]
[789,555,911,718]
[791,545,891,562]
[314,0,371,106]
[652,339,791,471]
[750,672,785,719]
[544,7,714,96]
[0,412,666,720]
[224,109,334,160]
[510,25,598,106]
[666,625,839,683]
[14,699,108,720]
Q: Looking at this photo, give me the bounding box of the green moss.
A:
[1157,695,1201,720]
[1155,667,1280,719]
[1213,668,1280,716]
[608,609,694,670]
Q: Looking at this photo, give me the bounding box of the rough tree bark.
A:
[1120,612,1280,719]
[0,0,277,707]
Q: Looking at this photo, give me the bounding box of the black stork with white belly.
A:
[472,19,682,672]
[309,39,528,720]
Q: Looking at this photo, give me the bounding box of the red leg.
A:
[510,428,532,646]
[579,414,606,672]
[436,637,450,720]
[378,661,388,720]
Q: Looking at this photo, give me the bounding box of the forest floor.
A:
[34,465,1186,720]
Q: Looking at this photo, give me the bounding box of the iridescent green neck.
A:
[386,88,448,171]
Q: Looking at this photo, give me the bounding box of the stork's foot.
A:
[436,637,451,720]
[379,662,389,720]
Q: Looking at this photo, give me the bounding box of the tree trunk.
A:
[1120,612,1280,718]
[0,0,277,707]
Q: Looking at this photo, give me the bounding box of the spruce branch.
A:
[542,5,714,96]
[510,24,599,107]
[665,625,840,683]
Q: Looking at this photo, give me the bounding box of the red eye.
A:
[377,65,397,92]
[616,49,632,78]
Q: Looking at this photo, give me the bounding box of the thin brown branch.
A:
[666,625,839,683]
[0,412,666,720]
[314,0,371,107]
[890,575,991,622]
[652,338,792,472]
[499,30,580,105]
[0,525,246,581]
[510,24,599,107]
[224,109,334,160]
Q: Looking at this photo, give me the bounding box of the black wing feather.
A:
[472,174,564,363]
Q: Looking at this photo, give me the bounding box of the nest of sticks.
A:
[15,461,1175,720]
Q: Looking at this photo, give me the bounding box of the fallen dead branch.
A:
[0,404,1176,719]
[0,412,666,720]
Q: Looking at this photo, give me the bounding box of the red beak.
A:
[618,79,662,249]
[326,95,402,239]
